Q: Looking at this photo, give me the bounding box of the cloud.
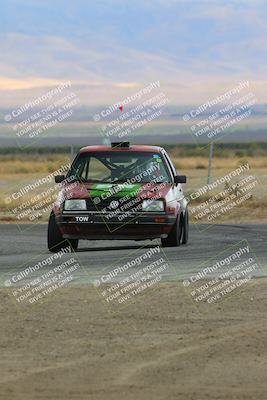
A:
[0,76,67,91]
[1,0,267,106]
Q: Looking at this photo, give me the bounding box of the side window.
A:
[162,151,176,179]
[72,158,87,180]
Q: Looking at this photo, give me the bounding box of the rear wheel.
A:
[161,214,182,247]
[48,212,78,253]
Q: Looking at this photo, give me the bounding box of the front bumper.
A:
[56,211,176,240]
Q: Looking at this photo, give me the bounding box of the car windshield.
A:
[67,151,172,184]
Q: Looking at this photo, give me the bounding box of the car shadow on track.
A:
[75,243,160,252]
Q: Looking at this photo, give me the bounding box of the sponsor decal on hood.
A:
[89,183,141,198]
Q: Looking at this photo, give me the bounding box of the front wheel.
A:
[161,214,183,247]
[47,212,78,253]
[181,208,189,245]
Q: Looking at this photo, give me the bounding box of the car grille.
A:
[86,197,143,213]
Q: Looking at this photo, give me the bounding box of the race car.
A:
[47,142,189,252]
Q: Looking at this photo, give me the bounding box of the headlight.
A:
[142,199,164,212]
[64,199,87,211]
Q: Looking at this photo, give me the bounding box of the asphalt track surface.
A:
[0,223,266,288]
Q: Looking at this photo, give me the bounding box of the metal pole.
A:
[70,144,74,160]
[207,142,214,185]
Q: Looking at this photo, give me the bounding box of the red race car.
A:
[48,142,189,252]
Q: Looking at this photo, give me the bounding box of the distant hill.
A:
[0,129,266,148]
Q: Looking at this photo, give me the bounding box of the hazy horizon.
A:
[1,0,267,108]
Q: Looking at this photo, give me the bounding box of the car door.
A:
[161,149,187,211]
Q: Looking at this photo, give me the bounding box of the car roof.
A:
[79,144,163,153]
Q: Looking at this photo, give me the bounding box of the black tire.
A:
[47,212,78,253]
[181,208,189,245]
[161,214,183,247]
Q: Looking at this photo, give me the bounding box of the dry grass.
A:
[172,156,267,170]
[0,154,267,175]
[0,154,266,223]
[0,154,267,173]
[0,155,70,175]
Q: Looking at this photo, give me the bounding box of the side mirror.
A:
[55,175,65,183]
[174,175,187,184]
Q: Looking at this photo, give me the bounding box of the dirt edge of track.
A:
[0,279,267,400]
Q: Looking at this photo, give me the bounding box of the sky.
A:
[0,0,267,106]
